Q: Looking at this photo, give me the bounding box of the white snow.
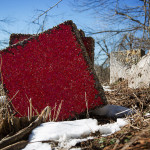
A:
[103,86,114,92]
[23,142,51,150]
[22,118,128,150]
[99,118,128,136]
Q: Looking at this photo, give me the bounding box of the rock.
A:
[90,104,135,120]
[128,52,150,89]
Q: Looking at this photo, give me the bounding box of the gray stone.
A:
[128,52,150,88]
[90,104,135,120]
[110,49,145,85]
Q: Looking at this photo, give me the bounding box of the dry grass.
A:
[0,82,63,141]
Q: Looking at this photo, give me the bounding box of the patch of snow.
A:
[23,118,128,150]
[29,119,99,142]
[99,118,128,136]
[103,86,113,92]
[23,142,51,150]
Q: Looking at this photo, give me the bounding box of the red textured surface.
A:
[9,34,31,45]
[82,37,94,63]
[1,21,105,120]
[9,34,94,63]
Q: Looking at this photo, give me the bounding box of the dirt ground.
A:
[75,81,150,150]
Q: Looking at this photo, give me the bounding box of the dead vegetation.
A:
[0,85,63,150]
[77,80,150,150]
[0,102,63,150]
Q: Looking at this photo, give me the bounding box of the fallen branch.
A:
[0,106,50,149]
[1,140,28,150]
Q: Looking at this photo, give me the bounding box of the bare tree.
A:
[74,0,150,37]
[74,0,150,64]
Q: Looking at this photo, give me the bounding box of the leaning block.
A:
[0,20,107,120]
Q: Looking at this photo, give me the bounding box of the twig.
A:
[3,90,22,116]
[113,139,120,150]
[128,123,141,130]
[85,92,89,118]
[133,93,143,110]
[9,90,19,103]
[54,100,63,121]
[52,103,57,121]
[26,94,39,116]
[32,0,63,23]
[28,98,33,121]
[43,106,51,122]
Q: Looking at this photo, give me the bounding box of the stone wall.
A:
[128,51,150,88]
[110,49,145,84]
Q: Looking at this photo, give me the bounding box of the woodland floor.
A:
[75,81,150,150]
[0,81,150,150]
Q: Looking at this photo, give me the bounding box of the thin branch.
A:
[91,27,141,35]
[101,57,109,67]
[1,29,11,34]
[98,41,110,57]
[103,40,109,55]
[32,0,63,23]
[97,41,108,55]
[115,10,147,29]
